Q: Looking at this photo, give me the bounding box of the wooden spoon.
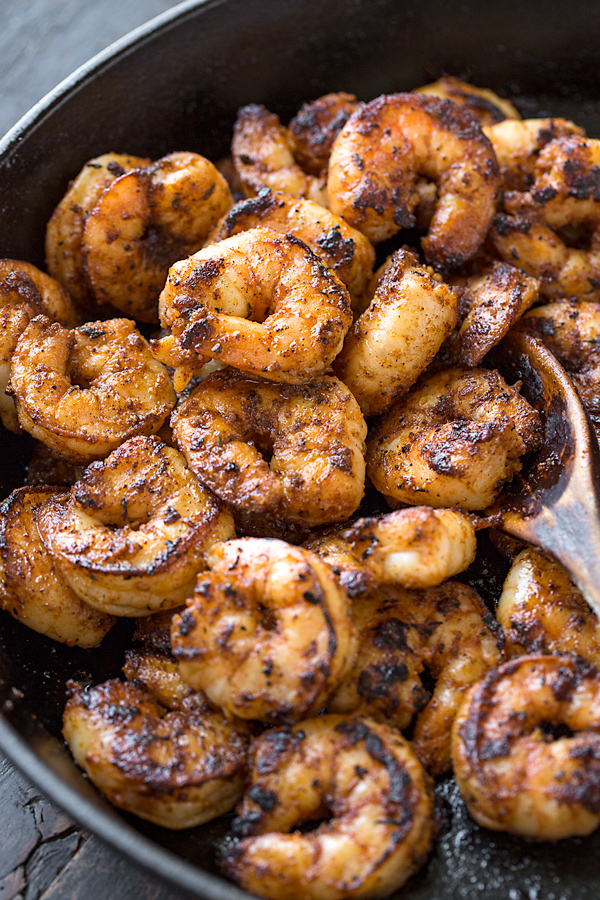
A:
[486,329,600,619]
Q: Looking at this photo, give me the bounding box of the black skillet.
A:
[1,0,600,897]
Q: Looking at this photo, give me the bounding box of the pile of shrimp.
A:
[1,74,600,900]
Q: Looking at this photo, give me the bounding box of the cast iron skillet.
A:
[1,1,600,897]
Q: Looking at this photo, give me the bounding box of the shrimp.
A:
[170,538,357,724]
[222,715,435,900]
[366,366,542,511]
[482,118,584,191]
[205,188,375,301]
[9,317,176,462]
[45,152,150,306]
[327,92,499,271]
[327,582,504,776]
[171,369,367,527]
[497,547,600,665]
[0,260,78,431]
[451,654,600,839]
[305,507,477,595]
[0,486,116,647]
[288,92,363,176]
[82,152,233,322]
[415,77,520,126]
[63,678,248,829]
[37,436,234,617]
[153,227,352,387]
[333,247,460,417]
[232,104,329,206]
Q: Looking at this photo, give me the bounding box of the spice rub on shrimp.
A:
[10,317,176,462]
[222,715,434,900]
[171,370,366,527]
[328,582,504,776]
[497,547,600,665]
[0,486,116,647]
[0,260,78,432]
[288,92,363,177]
[154,227,353,387]
[367,367,542,511]
[37,436,234,617]
[63,678,248,829]
[415,76,520,127]
[82,152,233,322]
[205,189,375,301]
[482,118,584,191]
[452,654,600,839]
[333,248,460,417]
[327,92,499,271]
[171,538,356,723]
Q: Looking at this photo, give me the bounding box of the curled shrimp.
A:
[497,547,600,665]
[327,92,499,270]
[304,506,477,596]
[482,118,584,191]
[222,715,434,900]
[171,369,366,527]
[0,486,116,647]
[153,227,352,387]
[9,317,176,462]
[415,77,520,126]
[366,366,542,511]
[81,151,232,322]
[232,104,329,206]
[333,247,460,417]
[63,678,248,829]
[0,260,78,432]
[170,538,357,723]
[327,581,504,776]
[205,189,375,301]
[37,436,234,617]
[288,92,363,176]
[451,654,600,839]
[45,152,150,306]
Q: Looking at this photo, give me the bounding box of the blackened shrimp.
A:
[452,655,600,839]
[10,317,176,462]
[37,436,234,616]
[63,678,248,829]
[327,93,499,271]
[333,248,460,417]
[482,118,584,191]
[222,715,434,900]
[497,547,600,665]
[171,370,366,527]
[171,538,356,723]
[367,367,542,510]
[82,152,233,322]
[153,228,352,387]
[415,77,520,126]
[288,92,363,176]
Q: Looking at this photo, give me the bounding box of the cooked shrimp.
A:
[415,77,520,126]
[82,152,233,322]
[497,547,600,665]
[153,227,352,387]
[10,317,176,462]
[305,507,477,594]
[451,654,600,839]
[367,366,542,510]
[45,152,150,306]
[482,118,584,190]
[288,92,363,176]
[0,486,116,647]
[327,92,499,271]
[328,582,504,776]
[171,538,356,723]
[205,189,375,300]
[333,248,460,417]
[222,715,434,900]
[446,262,540,366]
[171,370,366,527]
[63,678,248,829]
[232,104,329,206]
[37,436,234,616]
[0,260,78,431]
